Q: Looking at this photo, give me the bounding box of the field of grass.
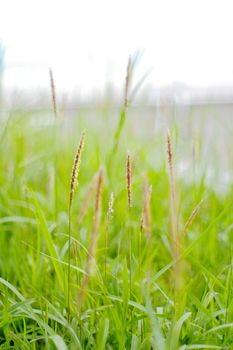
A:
[0,64,233,349]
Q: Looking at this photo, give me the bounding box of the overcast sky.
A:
[1,0,233,95]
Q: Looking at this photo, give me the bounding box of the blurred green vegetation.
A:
[0,103,232,349]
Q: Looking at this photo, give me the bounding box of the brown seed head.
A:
[127,153,132,209]
[182,199,203,236]
[49,68,57,118]
[166,129,175,204]
[69,132,85,207]
[167,129,173,169]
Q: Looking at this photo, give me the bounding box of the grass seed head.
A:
[182,199,203,236]
[167,128,173,172]
[124,56,132,109]
[69,132,85,207]
[166,128,176,208]
[127,152,132,209]
[49,68,57,118]
[107,192,114,223]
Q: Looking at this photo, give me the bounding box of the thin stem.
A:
[54,122,58,221]
[128,207,132,319]
[105,192,114,281]
[105,225,108,281]
[67,204,71,320]
[139,222,142,282]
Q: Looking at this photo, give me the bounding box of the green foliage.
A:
[0,108,232,349]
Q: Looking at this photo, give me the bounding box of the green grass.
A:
[0,102,233,349]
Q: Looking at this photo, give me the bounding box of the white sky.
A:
[1,0,233,95]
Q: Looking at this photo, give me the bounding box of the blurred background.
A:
[0,0,232,190]
[1,0,233,102]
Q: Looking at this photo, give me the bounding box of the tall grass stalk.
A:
[111,57,132,158]
[78,169,103,309]
[49,68,57,119]
[126,152,133,305]
[166,129,177,251]
[49,68,59,219]
[68,132,85,318]
[127,153,132,210]
[140,176,152,283]
[105,192,114,279]
[124,57,131,110]
[166,129,180,316]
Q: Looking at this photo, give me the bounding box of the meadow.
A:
[0,60,233,349]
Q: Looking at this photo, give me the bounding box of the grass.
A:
[0,67,233,349]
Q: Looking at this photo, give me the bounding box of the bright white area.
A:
[1,0,233,95]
